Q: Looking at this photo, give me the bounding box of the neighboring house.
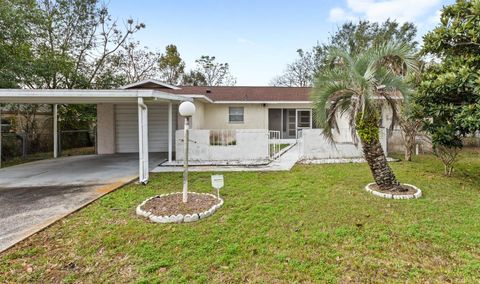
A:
[0,78,415,183]
[0,104,52,135]
[0,104,54,158]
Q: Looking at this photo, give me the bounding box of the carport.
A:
[0,89,190,183]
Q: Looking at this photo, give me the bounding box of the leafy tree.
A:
[158,44,185,85]
[34,0,145,89]
[312,42,417,191]
[187,55,236,86]
[0,0,38,88]
[272,20,417,87]
[182,70,207,86]
[0,0,146,133]
[330,20,417,56]
[414,0,480,175]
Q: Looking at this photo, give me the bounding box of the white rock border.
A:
[364,183,422,200]
[136,192,224,223]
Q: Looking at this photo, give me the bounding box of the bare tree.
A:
[30,0,145,89]
[398,116,423,161]
[189,56,236,86]
[104,41,161,85]
[270,48,322,87]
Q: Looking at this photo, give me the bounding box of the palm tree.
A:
[312,42,417,191]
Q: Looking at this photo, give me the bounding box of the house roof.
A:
[171,86,311,102]
[119,79,181,90]
[122,84,312,102]
[0,89,191,104]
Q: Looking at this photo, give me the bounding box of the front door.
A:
[296,109,312,138]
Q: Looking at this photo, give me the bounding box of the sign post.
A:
[211,175,224,199]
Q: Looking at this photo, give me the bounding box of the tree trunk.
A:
[361,137,402,191]
[405,146,413,161]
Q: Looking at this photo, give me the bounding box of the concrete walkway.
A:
[152,144,301,173]
[0,154,164,253]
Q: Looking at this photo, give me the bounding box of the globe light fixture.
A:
[179,101,196,117]
[179,101,196,203]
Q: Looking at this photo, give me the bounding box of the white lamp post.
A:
[179,101,196,203]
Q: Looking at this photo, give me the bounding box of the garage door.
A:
[115,104,176,153]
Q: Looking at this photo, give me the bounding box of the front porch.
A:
[268,108,313,139]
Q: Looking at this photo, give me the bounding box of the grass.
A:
[1,151,480,283]
[1,147,95,168]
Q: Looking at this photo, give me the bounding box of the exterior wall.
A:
[192,101,205,129]
[193,102,313,131]
[96,103,115,154]
[2,113,53,134]
[175,129,269,162]
[178,101,205,130]
[299,128,387,159]
[201,104,268,130]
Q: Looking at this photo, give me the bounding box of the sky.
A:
[108,0,454,86]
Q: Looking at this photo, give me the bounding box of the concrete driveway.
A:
[0,153,164,253]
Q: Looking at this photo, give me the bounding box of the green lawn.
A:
[1,151,480,283]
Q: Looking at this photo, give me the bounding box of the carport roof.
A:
[0,89,191,104]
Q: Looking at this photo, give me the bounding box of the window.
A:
[229,107,244,123]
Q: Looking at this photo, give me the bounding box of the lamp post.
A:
[179,101,196,203]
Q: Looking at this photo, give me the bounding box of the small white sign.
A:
[211,175,224,190]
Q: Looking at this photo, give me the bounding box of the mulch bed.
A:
[142,193,220,216]
[370,184,418,195]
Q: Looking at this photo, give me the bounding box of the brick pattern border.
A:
[364,183,422,200]
[136,192,224,223]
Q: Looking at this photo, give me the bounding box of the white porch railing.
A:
[268,130,281,159]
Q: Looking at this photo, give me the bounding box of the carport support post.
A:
[168,102,173,163]
[53,104,58,158]
[138,98,149,184]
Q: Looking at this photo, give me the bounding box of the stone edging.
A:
[364,183,422,200]
[136,192,224,223]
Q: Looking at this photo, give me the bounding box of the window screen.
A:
[229,107,244,123]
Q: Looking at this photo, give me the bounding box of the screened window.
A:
[229,107,244,123]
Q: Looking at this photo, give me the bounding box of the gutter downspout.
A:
[138,97,149,184]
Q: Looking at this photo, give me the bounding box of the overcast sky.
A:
[109,0,453,86]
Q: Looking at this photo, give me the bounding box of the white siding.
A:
[115,104,176,153]
[148,104,170,152]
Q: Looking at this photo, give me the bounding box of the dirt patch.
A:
[141,193,220,216]
[370,184,418,195]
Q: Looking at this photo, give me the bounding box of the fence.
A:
[268,130,282,159]
[176,129,269,163]
[1,129,96,164]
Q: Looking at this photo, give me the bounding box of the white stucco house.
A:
[0,79,405,183]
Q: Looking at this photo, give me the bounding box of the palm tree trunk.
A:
[361,137,402,191]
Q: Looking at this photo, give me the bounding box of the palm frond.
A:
[312,40,416,144]
[369,42,419,75]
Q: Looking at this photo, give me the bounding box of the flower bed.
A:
[364,183,422,199]
[136,192,223,223]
